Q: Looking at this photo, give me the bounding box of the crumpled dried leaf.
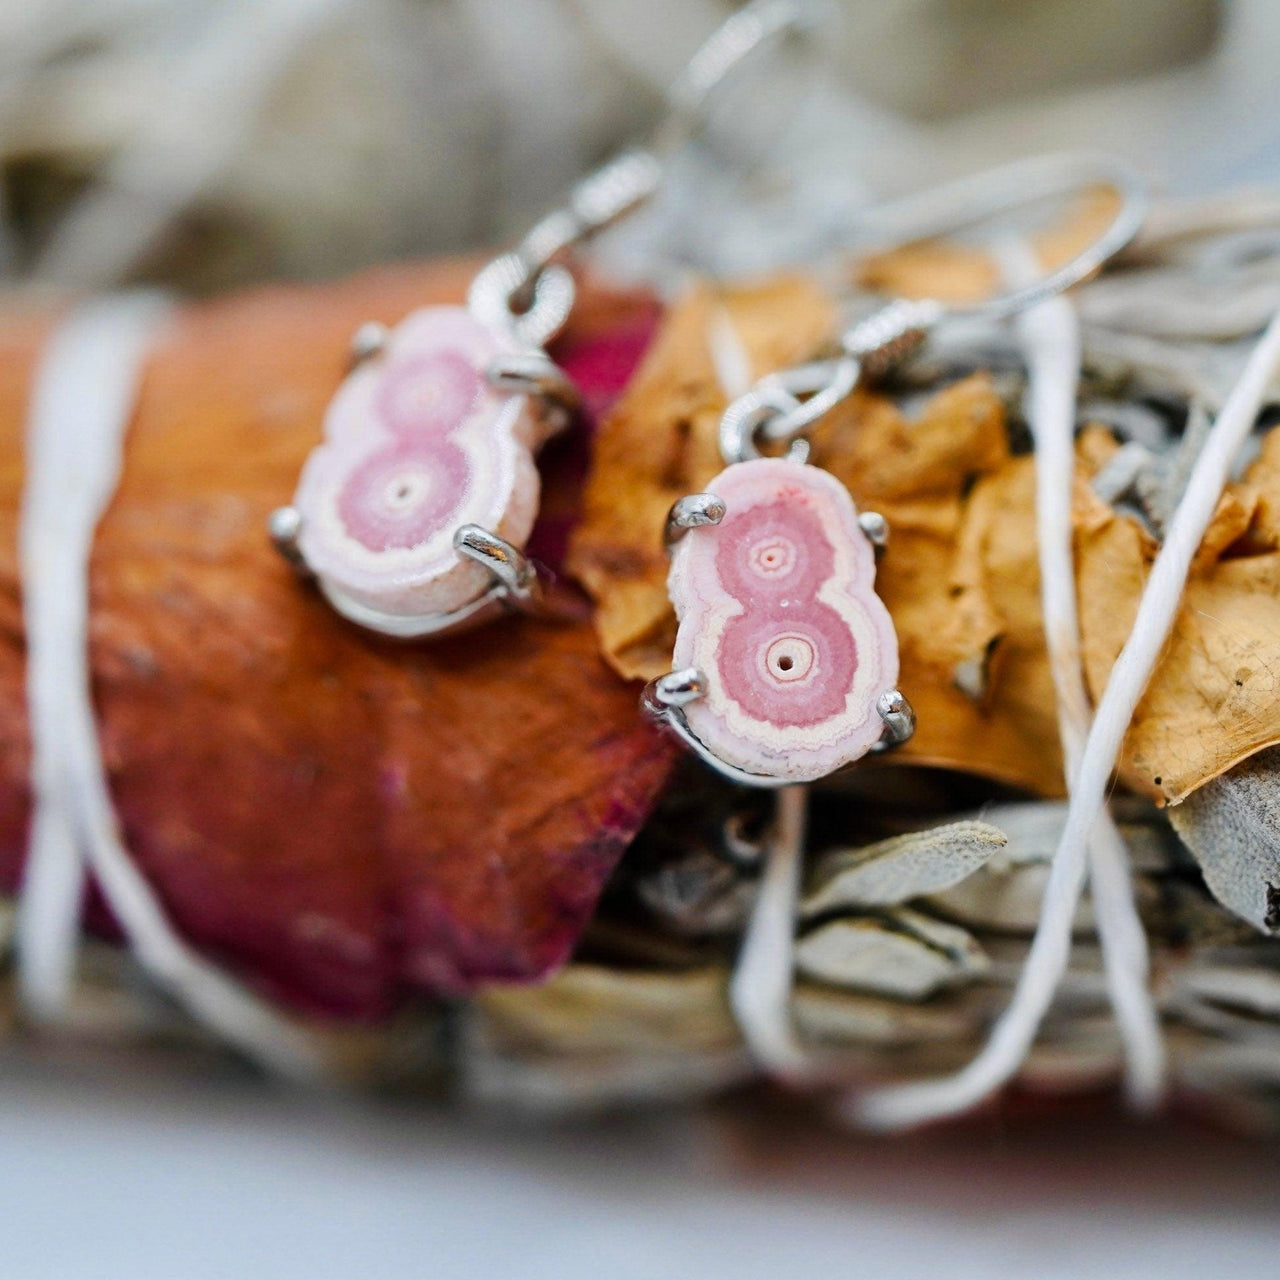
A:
[1079,424,1280,802]
[567,276,838,679]
[569,278,1071,794]
[571,274,1280,806]
[0,261,673,1017]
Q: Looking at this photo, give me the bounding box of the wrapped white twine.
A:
[18,295,325,1081]
[1005,250,1165,1115]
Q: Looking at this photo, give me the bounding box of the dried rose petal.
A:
[0,262,673,1018]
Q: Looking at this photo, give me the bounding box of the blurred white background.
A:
[4,1046,1280,1280]
[3,0,1278,291]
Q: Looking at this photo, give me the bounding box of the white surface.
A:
[0,1055,1277,1280]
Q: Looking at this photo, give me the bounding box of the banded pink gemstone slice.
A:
[668,458,899,783]
[293,306,546,627]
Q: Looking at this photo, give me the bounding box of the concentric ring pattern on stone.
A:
[669,458,899,782]
[294,305,542,623]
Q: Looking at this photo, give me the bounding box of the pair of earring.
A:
[271,0,1145,793]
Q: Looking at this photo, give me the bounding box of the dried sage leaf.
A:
[791,982,988,1048]
[1169,747,1280,935]
[1176,961,1280,1019]
[801,820,1006,916]
[794,907,988,1001]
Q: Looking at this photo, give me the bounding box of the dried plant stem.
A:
[729,784,811,1079]
[852,304,1280,1131]
[18,296,326,1081]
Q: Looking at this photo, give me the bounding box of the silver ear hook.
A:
[467,0,817,349]
[719,152,1147,464]
[843,151,1148,330]
[654,0,819,157]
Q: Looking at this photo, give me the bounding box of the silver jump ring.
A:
[467,254,576,350]
[756,357,861,441]
[719,385,812,465]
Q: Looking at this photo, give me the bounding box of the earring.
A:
[269,0,813,639]
[645,155,1147,786]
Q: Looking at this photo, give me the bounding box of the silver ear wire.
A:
[655,0,818,156]
[842,152,1148,335]
[468,0,818,347]
[715,153,1148,468]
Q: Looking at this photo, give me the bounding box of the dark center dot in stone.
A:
[777,655,793,672]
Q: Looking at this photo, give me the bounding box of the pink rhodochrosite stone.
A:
[294,306,544,626]
[668,458,899,782]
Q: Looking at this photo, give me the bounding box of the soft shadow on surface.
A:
[0,1045,1277,1280]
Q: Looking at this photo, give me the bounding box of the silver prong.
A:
[644,666,707,712]
[873,689,915,751]
[486,351,581,420]
[641,670,792,790]
[454,524,538,606]
[858,510,889,555]
[664,493,726,549]
[350,321,389,367]
[268,505,308,571]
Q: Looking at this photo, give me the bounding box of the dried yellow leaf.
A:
[570,271,1280,804]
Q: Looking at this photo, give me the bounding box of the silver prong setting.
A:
[454,524,539,607]
[644,666,707,712]
[664,493,726,549]
[873,688,915,751]
[486,351,581,422]
[268,505,308,572]
[349,321,389,367]
[641,669,793,790]
[858,510,889,555]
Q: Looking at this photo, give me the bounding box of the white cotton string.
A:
[1001,239,1165,1112]
[19,295,326,1081]
[852,304,1280,1131]
[18,294,172,1016]
[707,302,813,1076]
